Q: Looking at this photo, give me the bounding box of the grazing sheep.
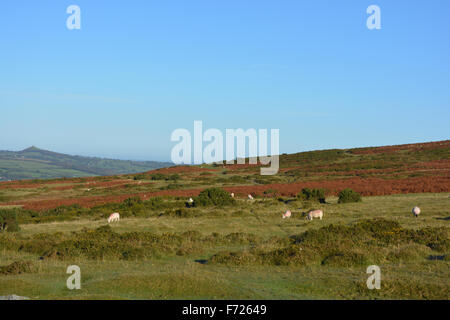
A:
[248,194,254,200]
[307,209,323,221]
[412,206,421,217]
[231,192,235,198]
[186,198,194,208]
[107,212,120,223]
[184,198,194,208]
[282,210,292,219]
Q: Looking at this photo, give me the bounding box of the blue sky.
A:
[1,0,449,161]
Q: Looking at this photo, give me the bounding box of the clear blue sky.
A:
[1,0,449,161]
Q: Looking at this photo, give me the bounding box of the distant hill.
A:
[0,146,173,181]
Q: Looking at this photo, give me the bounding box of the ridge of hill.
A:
[0,146,173,181]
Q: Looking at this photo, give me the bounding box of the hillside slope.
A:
[0,146,172,181]
[0,140,448,211]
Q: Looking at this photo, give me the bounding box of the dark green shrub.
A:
[0,261,33,275]
[209,219,449,267]
[123,196,143,207]
[168,174,180,181]
[321,250,368,267]
[150,173,166,180]
[0,210,20,232]
[254,178,271,185]
[121,248,146,260]
[133,174,147,180]
[297,188,326,203]
[194,188,236,207]
[120,197,145,217]
[210,251,262,265]
[338,188,362,203]
[145,196,164,209]
[263,188,279,197]
[50,204,83,215]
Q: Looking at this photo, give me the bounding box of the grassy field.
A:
[0,141,448,300]
[1,192,449,300]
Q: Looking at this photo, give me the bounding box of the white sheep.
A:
[107,212,120,223]
[307,209,323,220]
[248,194,254,200]
[282,210,292,219]
[412,206,421,217]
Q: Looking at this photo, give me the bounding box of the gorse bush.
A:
[263,188,279,197]
[149,173,180,181]
[297,188,326,203]
[321,250,368,267]
[0,261,33,275]
[210,219,449,267]
[254,178,271,185]
[168,174,180,181]
[0,225,260,261]
[0,210,20,232]
[123,196,143,207]
[150,173,166,180]
[338,188,362,203]
[194,188,236,207]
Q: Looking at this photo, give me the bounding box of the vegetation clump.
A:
[263,188,279,197]
[297,188,326,203]
[210,219,449,267]
[0,210,20,232]
[194,188,236,207]
[150,173,180,181]
[321,250,368,267]
[0,226,261,261]
[338,188,362,203]
[0,261,33,275]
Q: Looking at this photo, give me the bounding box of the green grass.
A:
[0,193,448,300]
[0,159,93,180]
